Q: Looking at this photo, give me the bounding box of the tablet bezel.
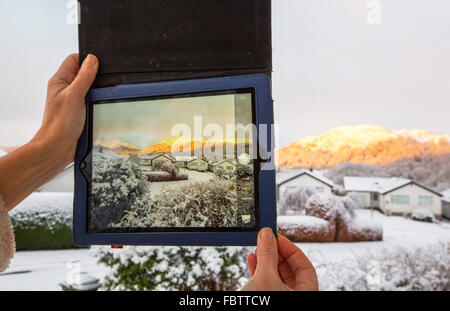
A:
[73,74,277,246]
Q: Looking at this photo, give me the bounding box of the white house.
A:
[276,170,334,201]
[186,157,209,172]
[344,176,443,217]
[209,159,237,174]
[442,189,450,220]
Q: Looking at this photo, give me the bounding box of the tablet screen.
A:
[88,89,259,233]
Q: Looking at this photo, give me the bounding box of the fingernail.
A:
[84,54,98,69]
[260,228,274,241]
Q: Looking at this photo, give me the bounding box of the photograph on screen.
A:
[88,90,258,233]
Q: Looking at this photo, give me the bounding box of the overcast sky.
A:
[94,94,254,149]
[0,0,449,147]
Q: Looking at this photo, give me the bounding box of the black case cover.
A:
[78,0,272,88]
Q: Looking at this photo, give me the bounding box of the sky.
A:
[0,0,449,147]
[93,94,253,149]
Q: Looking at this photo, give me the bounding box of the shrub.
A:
[9,192,73,250]
[92,246,250,291]
[313,241,450,291]
[119,178,244,228]
[278,186,318,216]
[236,165,253,180]
[90,154,154,229]
[411,209,436,223]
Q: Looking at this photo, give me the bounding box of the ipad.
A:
[74,74,277,246]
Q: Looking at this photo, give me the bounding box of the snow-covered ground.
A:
[299,210,450,261]
[1,210,448,291]
[0,249,109,291]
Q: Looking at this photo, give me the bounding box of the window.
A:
[373,193,379,201]
[356,194,368,206]
[191,162,197,166]
[391,195,410,205]
[418,196,433,206]
[200,162,205,166]
[227,166,233,170]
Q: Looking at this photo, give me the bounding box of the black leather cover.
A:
[78,0,272,88]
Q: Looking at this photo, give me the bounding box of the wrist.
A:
[29,129,76,168]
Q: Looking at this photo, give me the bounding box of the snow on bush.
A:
[92,242,449,291]
[278,186,318,216]
[278,216,335,242]
[119,178,246,228]
[411,208,436,223]
[9,192,73,232]
[303,193,382,242]
[313,241,449,291]
[91,246,250,291]
[91,154,154,229]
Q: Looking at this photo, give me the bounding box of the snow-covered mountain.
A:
[277,125,450,169]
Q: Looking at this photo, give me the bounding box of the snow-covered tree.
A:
[90,155,153,229]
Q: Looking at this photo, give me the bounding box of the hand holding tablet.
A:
[74,0,276,246]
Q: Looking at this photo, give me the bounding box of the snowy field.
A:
[299,210,450,261]
[1,210,448,291]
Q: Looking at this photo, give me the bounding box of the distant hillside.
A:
[122,136,251,156]
[277,125,450,169]
[94,140,139,154]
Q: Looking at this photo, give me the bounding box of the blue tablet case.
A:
[74,74,277,246]
[75,1,275,246]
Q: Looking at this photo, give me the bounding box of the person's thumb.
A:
[254,228,278,276]
[69,54,99,98]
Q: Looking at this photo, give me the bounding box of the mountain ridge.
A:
[277,125,450,169]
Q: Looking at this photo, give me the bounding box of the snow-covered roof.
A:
[442,189,450,203]
[344,176,410,194]
[344,176,442,196]
[175,156,198,162]
[276,169,334,188]
[210,159,237,166]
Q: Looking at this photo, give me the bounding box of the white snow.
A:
[411,208,436,222]
[298,210,450,262]
[344,176,410,193]
[9,192,73,230]
[1,207,449,291]
[0,249,109,291]
[278,215,329,228]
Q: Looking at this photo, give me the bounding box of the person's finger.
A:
[47,54,80,98]
[254,228,278,276]
[278,254,296,289]
[277,234,318,290]
[68,54,99,98]
[247,253,257,277]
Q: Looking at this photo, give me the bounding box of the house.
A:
[138,153,175,167]
[186,157,209,172]
[209,159,237,174]
[175,156,197,168]
[344,176,443,217]
[276,170,334,201]
[442,189,450,220]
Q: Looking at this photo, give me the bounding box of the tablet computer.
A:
[73,74,277,246]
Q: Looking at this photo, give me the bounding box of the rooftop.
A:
[276,169,334,187]
[344,176,411,194]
